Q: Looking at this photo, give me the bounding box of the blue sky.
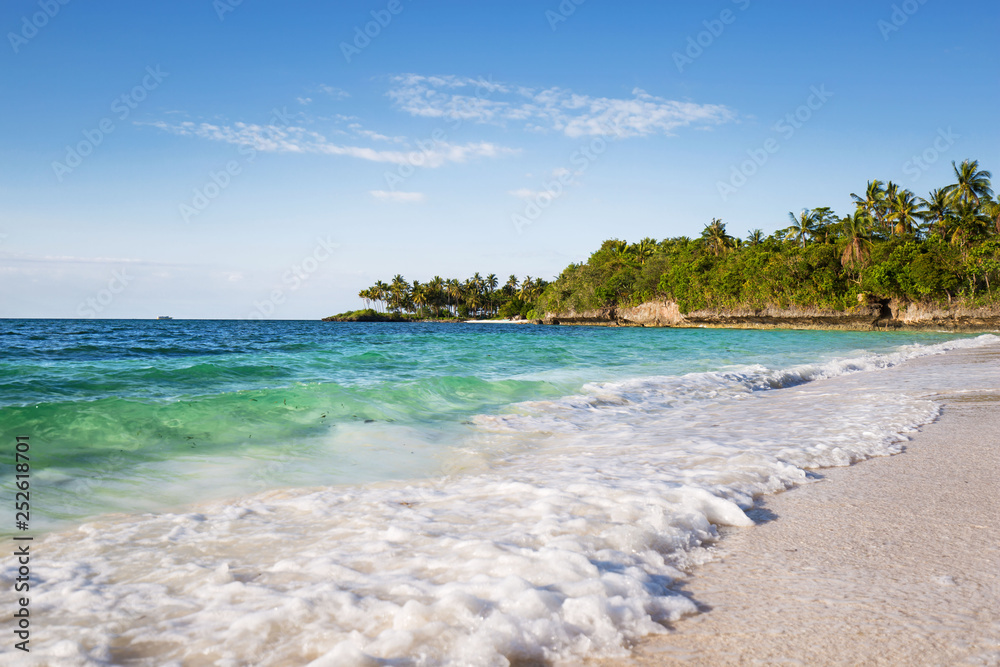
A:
[1,0,997,318]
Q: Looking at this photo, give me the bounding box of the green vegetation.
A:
[322,309,422,322]
[537,160,1000,314]
[332,160,999,322]
[350,273,549,320]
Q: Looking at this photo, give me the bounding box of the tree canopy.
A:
[354,273,548,320]
[339,160,1000,321]
[537,160,1000,315]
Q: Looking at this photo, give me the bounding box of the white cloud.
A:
[147,120,516,168]
[296,96,313,106]
[370,190,426,203]
[318,85,351,99]
[0,252,175,266]
[388,75,737,138]
[508,188,541,200]
[348,123,406,143]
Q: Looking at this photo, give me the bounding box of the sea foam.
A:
[5,334,998,666]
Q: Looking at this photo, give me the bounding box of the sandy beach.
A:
[591,344,1000,666]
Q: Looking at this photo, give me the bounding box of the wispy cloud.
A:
[509,168,579,200]
[508,188,541,200]
[348,123,406,143]
[147,120,516,167]
[388,74,737,138]
[369,190,426,203]
[318,84,351,100]
[0,252,179,266]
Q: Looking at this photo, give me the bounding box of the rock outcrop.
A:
[543,300,1000,331]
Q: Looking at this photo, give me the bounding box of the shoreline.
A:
[9,329,998,663]
[324,319,1000,332]
[591,344,1000,666]
[322,314,1000,332]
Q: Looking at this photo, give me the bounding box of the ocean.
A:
[1,319,996,665]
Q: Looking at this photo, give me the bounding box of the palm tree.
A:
[840,211,873,269]
[946,159,993,207]
[464,278,483,317]
[785,209,817,248]
[389,274,409,313]
[485,273,499,316]
[631,237,657,264]
[983,197,1000,235]
[356,269,551,320]
[606,240,635,265]
[372,280,389,312]
[412,282,429,316]
[518,276,534,301]
[918,188,952,237]
[810,207,838,243]
[504,274,519,297]
[747,229,764,247]
[884,181,899,202]
[851,180,885,217]
[888,189,920,236]
[428,276,445,316]
[947,201,992,248]
[851,179,885,231]
[701,218,733,256]
[446,279,463,316]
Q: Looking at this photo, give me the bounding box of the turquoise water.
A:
[0,319,975,531]
[5,319,998,664]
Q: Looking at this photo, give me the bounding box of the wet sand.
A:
[593,345,1000,666]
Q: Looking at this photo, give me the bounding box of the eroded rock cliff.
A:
[543,300,1000,331]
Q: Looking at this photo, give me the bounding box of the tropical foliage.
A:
[537,160,1000,314]
[339,160,999,321]
[356,273,549,320]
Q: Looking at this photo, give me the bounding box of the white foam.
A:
[6,335,998,666]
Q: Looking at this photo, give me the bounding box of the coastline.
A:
[592,344,1000,666]
[324,301,1000,331]
[541,300,1000,331]
[9,326,999,663]
[320,318,1000,332]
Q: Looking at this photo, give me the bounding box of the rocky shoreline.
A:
[323,301,1000,331]
[539,299,1000,331]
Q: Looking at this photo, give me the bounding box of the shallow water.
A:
[0,320,995,665]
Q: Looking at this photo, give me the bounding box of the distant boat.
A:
[156,316,173,320]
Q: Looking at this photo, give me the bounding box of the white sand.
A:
[591,345,1000,666]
